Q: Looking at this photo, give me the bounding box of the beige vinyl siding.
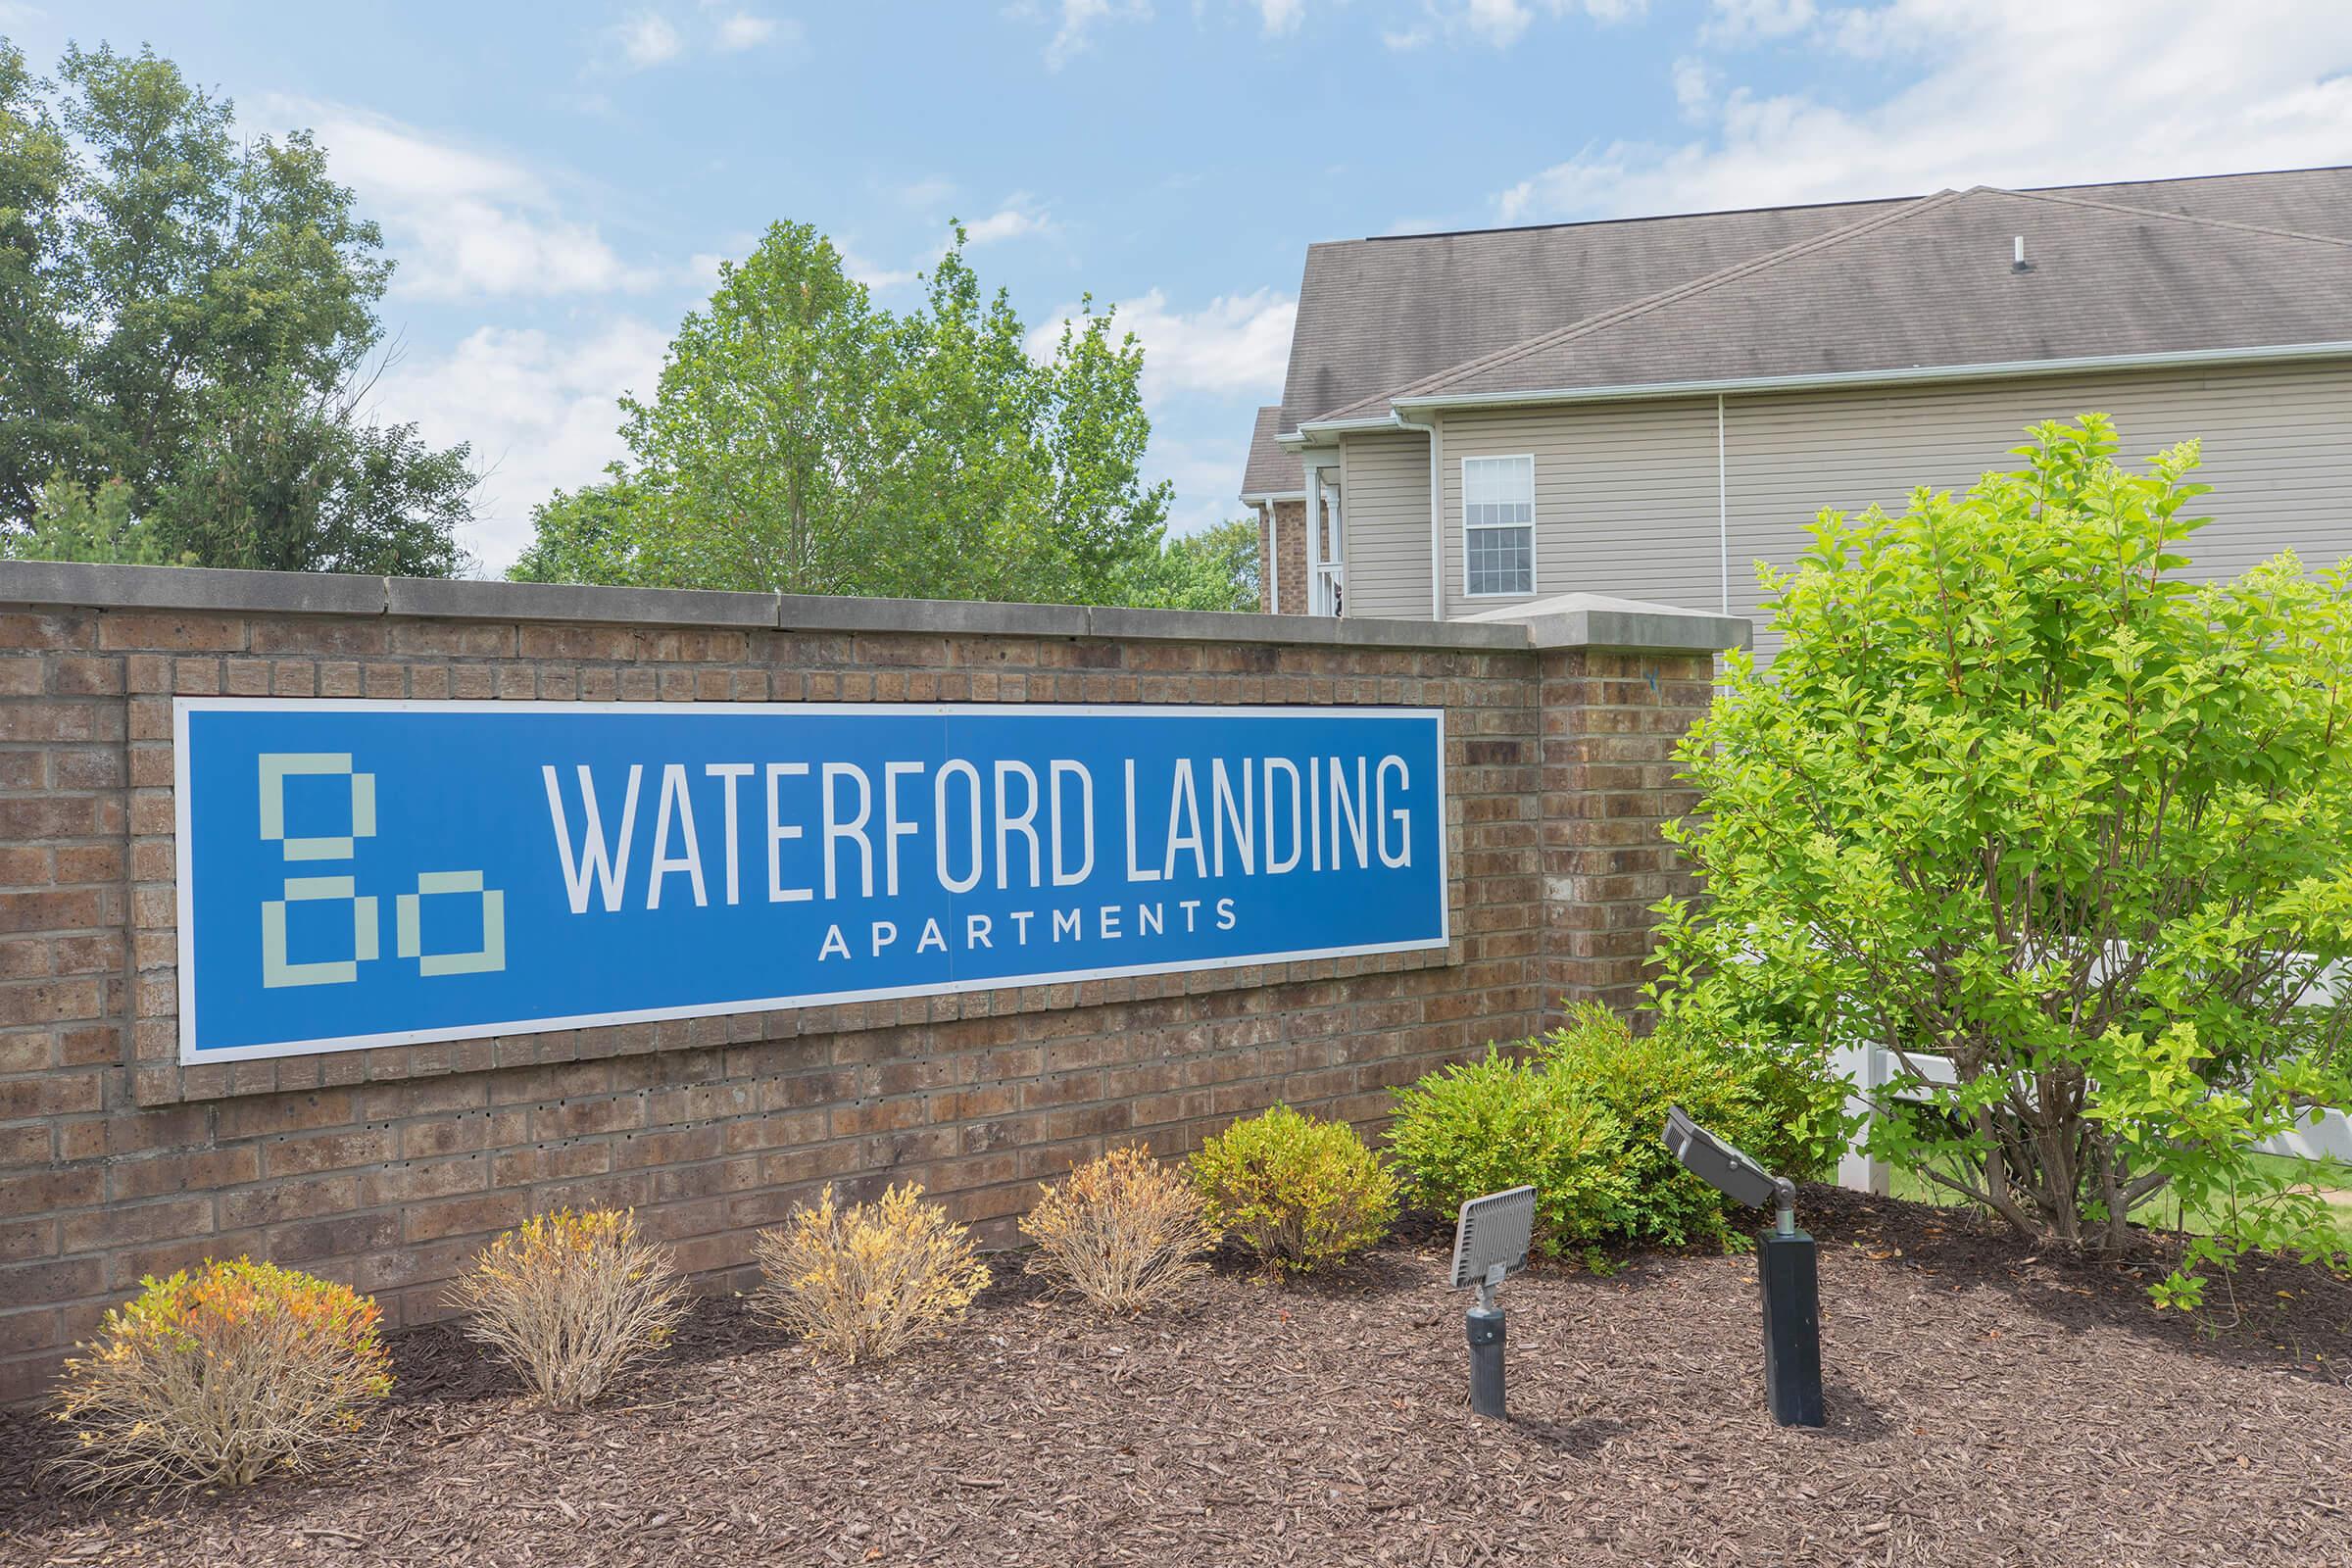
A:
[1323,357,2352,640]
[1438,401,1724,619]
[1338,430,1433,620]
[1724,359,2352,661]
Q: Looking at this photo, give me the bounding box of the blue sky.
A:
[14,1,2352,573]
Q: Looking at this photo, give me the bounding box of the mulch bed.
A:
[5,1186,2351,1567]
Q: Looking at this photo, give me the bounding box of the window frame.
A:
[1459,453,1537,600]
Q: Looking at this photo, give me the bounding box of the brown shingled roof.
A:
[1268,165,2352,443]
[1239,404,1298,499]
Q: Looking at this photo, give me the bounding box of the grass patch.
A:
[1886,1151,2352,1248]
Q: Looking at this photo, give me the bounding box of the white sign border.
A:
[173,698,1452,1066]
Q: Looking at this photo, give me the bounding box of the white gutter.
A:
[1284,339,2352,430]
[1283,415,1396,444]
[1390,408,1445,622]
[1238,490,1306,505]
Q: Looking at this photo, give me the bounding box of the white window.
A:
[1462,455,1535,597]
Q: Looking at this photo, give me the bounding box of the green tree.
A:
[507,471,656,586]
[514,220,1172,604]
[0,39,472,572]
[1120,516,1261,612]
[1650,416,2352,1300]
[1,474,183,564]
[0,43,76,517]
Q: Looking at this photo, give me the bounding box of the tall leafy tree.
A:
[1120,516,1261,612]
[514,220,1175,605]
[0,41,76,512]
[1651,417,2352,1300]
[0,39,472,573]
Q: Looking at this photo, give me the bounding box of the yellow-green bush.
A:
[1190,1104,1397,1272]
[50,1257,393,1494]
[753,1183,991,1363]
[1535,1004,1846,1245]
[1387,1050,1628,1253]
[451,1207,686,1411]
[1385,1009,1845,1250]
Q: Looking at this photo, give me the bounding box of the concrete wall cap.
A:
[0,561,1749,654]
[385,575,779,628]
[1459,591,1752,654]
[0,561,390,616]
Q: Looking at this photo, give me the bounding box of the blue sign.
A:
[173,700,1449,1062]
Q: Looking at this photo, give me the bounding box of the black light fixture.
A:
[1447,1185,1535,1421]
[1662,1105,1825,1427]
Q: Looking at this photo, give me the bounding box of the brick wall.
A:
[0,564,1739,1403]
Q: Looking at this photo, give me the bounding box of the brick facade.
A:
[0,565,1732,1403]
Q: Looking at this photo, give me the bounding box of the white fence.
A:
[1829,961,2350,1195]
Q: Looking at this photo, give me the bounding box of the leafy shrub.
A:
[1021,1146,1212,1313]
[1190,1104,1397,1272]
[49,1257,393,1494]
[450,1208,686,1411]
[1650,415,2352,1293]
[1386,1051,1628,1254]
[1537,1005,1846,1246]
[752,1184,991,1363]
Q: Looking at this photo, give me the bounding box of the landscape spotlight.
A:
[1661,1106,1825,1428]
[1447,1185,1535,1421]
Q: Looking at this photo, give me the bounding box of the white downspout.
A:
[1393,409,1443,621]
[1716,393,1729,614]
[1301,460,1327,616]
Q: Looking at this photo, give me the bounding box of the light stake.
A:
[1661,1105,1826,1427]
[1447,1185,1535,1421]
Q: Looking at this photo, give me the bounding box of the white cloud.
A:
[1428,0,1648,47]
[839,243,919,291]
[1041,0,1152,69]
[1023,0,1622,57]
[1670,55,1714,120]
[714,12,796,50]
[1256,0,1307,34]
[613,12,685,68]
[1150,429,1261,537]
[963,195,1055,245]
[1028,288,1297,401]
[1499,0,2352,222]
[1698,0,1813,46]
[262,97,653,300]
[893,174,957,209]
[375,320,671,574]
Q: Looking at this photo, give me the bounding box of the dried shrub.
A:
[450,1208,686,1411]
[48,1257,393,1494]
[752,1184,991,1363]
[1020,1146,1212,1314]
[1190,1103,1398,1272]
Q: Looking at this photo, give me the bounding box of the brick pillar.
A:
[1267,499,1308,615]
[1535,643,1721,1025]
